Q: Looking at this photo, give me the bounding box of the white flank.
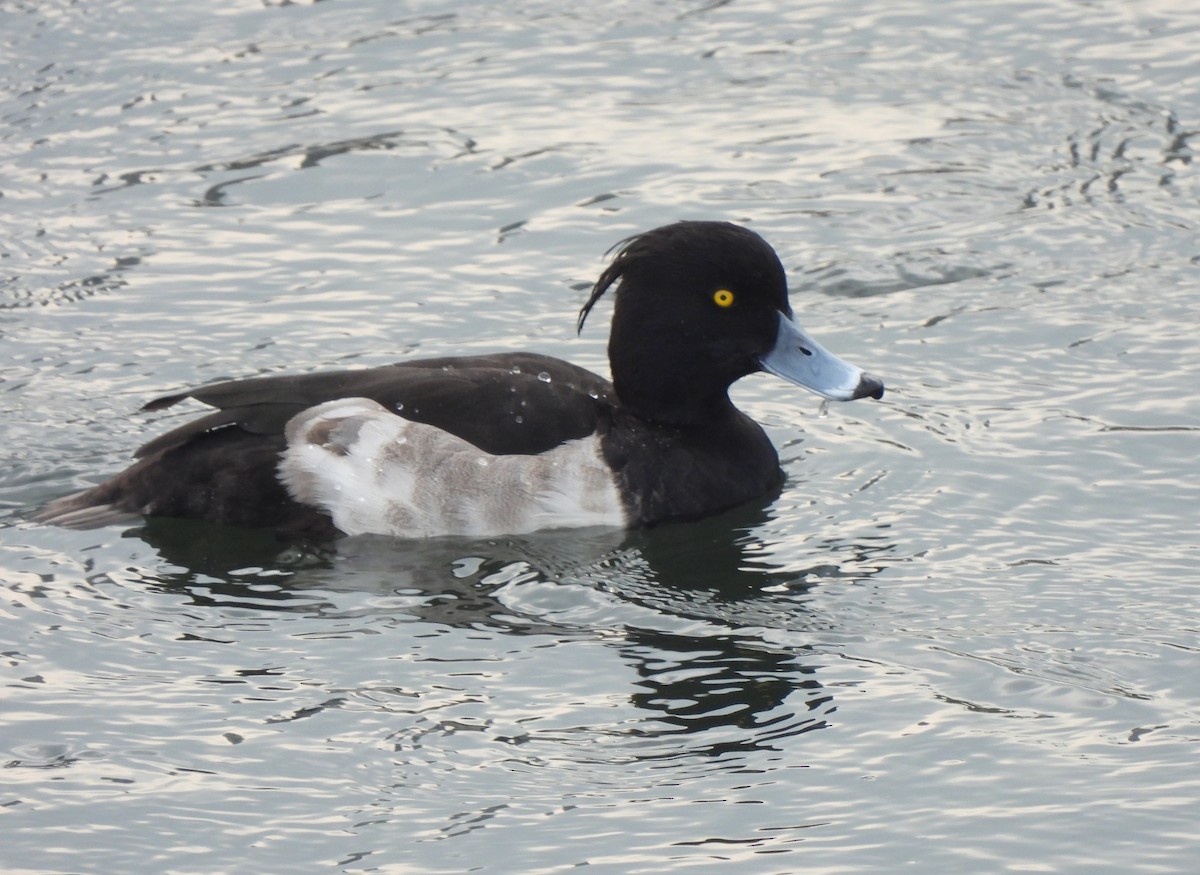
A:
[278,398,627,538]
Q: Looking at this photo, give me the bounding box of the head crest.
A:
[576,232,638,334]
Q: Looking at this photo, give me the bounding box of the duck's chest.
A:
[599,415,783,527]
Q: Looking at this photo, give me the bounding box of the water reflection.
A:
[127,503,891,763]
[130,499,893,629]
[620,628,832,760]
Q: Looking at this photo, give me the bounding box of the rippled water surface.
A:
[3,1,1199,872]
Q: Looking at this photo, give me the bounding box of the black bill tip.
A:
[854,373,885,401]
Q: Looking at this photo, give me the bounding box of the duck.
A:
[36,221,884,539]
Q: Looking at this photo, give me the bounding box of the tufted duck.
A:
[36,221,883,538]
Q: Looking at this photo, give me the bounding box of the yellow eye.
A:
[713,289,735,308]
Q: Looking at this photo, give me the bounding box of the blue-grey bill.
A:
[759,312,884,402]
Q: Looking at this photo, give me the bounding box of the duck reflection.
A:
[130,499,893,754]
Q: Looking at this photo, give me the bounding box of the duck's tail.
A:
[33,485,142,530]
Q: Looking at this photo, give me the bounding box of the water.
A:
[3,1,1198,872]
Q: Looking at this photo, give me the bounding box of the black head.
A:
[578,221,794,424]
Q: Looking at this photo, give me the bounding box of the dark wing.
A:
[135,352,614,459]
